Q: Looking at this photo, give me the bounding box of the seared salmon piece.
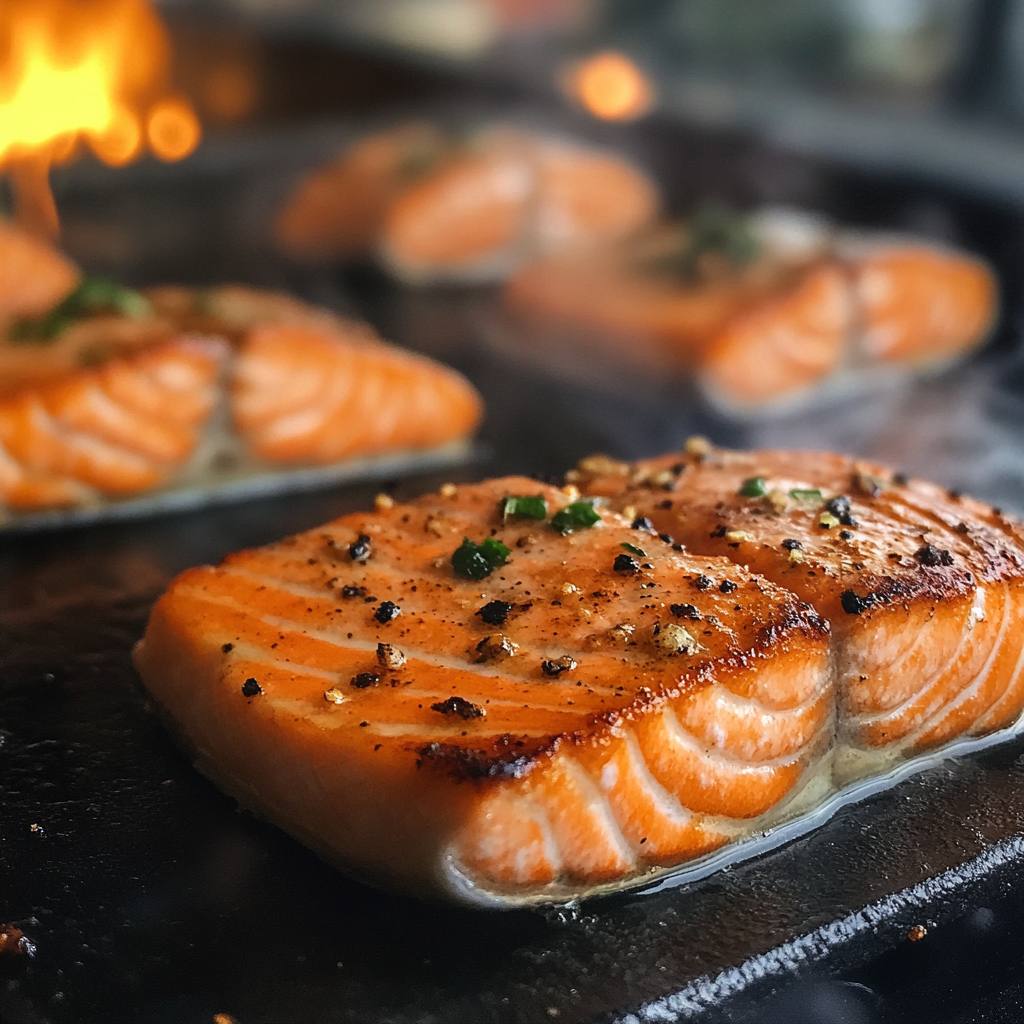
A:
[0,220,80,323]
[852,245,997,365]
[133,477,831,902]
[575,445,1024,775]
[505,240,785,367]
[0,336,226,503]
[381,139,534,283]
[276,122,450,261]
[231,324,483,465]
[698,263,851,408]
[380,130,657,284]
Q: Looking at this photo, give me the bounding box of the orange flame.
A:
[0,0,201,233]
[569,51,654,122]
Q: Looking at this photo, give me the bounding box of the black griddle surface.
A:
[7,106,1024,1023]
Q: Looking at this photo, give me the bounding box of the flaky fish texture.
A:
[134,476,832,904]
[135,449,1024,904]
[575,445,1024,780]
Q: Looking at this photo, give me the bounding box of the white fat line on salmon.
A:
[900,580,1017,748]
[383,686,606,716]
[554,756,637,873]
[182,584,627,694]
[657,705,828,773]
[849,589,993,729]
[615,731,751,842]
[845,588,977,691]
[973,607,1024,731]
[679,689,830,763]
[25,391,158,474]
[264,697,560,740]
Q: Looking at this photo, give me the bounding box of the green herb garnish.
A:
[620,542,647,557]
[551,500,601,535]
[738,477,767,497]
[789,488,823,502]
[451,537,510,580]
[10,275,151,344]
[640,204,760,283]
[498,494,548,521]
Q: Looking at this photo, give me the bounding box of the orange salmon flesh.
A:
[134,449,1024,904]
[0,283,483,516]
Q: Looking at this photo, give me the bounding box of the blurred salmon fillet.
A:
[275,122,658,283]
[134,476,832,903]
[0,225,484,517]
[505,210,998,410]
[0,335,226,510]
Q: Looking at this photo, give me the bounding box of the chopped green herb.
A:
[451,537,510,580]
[640,204,760,283]
[738,477,767,497]
[788,488,823,503]
[620,542,647,557]
[498,494,548,521]
[9,275,151,344]
[551,500,600,535]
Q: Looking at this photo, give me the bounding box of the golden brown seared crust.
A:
[575,445,1024,756]
[573,447,1023,617]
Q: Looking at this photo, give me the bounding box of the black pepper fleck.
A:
[613,553,639,574]
[841,590,876,615]
[839,530,853,541]
[351,673,380,688]
[477,600,513,626]
[670,603,701,620]
[349,534,372,561]
[241,678,262,697]
[781,538,803,550]
[631,516,655,533]
[719,580,737,593]
[710,524,727,538]
[431,696,485,719]
[657,499,673,509]
[341,585,366,598]
[694,575,713,590]
[915,543,954,567]
[375,601,401,624]
[824,495,857,527]
[221,643,233,653]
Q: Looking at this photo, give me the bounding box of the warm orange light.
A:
[0,0,201,169]
[570,51,654,121]
[147,97,202,161]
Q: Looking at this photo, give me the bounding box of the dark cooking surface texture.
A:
[8,88,1024,1021]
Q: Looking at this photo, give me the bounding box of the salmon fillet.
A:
[133,476,832,903]
[574,445,1024,778]
[1,283,485,515]
[0,336,226,509]
[231,323,483,465]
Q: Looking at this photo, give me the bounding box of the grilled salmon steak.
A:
[0,228,485,517]
[134,476,833,903]
[575,444,1024,779]
[0,336,227,510]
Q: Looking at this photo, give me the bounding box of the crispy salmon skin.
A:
[134,476,832,904]
[575,444,1024,777]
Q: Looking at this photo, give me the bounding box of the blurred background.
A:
[2,0,1019,508]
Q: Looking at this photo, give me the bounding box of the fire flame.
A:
[0,0,201,234]
[569,51,654,122]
